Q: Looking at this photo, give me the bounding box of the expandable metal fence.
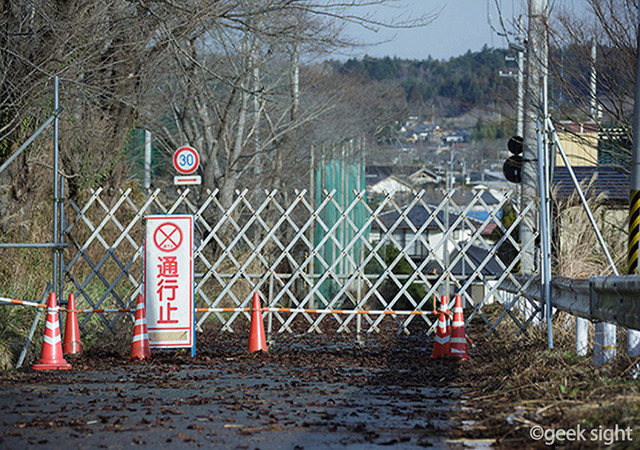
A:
[59,185,540,340]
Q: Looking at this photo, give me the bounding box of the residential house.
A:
[367,175,413,199]
[409,167,441,186]
[555,121,599,167]
[369,204,477,264]
[443,129,470,145]
[403,123,439,143]
[369,201,507,306]
[554,121,632,170]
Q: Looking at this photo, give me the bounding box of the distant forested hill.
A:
[327,46,515,117]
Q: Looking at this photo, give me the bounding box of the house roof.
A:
[407,124,438,134]
[552,166,629,203]
[557,121,599,134]
[447,129,471,138]
[368,175,413,195]
[366,165,419,187]
[421,244,505,276]
[372,203,482,231]
[366,167,392,188]
[450,187,505,207]
[479,189,501,205]
[450,245,505,276]
[409,168,440,184]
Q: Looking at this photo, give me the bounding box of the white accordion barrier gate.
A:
[62,187,539,339]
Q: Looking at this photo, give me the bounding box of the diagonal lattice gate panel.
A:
[63,187,539,336]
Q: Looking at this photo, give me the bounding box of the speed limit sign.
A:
[173,146,200,174]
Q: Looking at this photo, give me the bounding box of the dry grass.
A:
[454,182,640,447]
[553,181,627,278]
[456,305,640,448]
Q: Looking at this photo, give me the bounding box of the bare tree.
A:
[550,0,636,167]
[0,0,217,204]
[139,0,435,205]
[1,0,435,210]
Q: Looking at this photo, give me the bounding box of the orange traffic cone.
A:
[130,294,151,360]
[449,294,469,359]
[63,293,82,355]
[33,292,72,370]
[431,308,450,359]
[248,292,267,353]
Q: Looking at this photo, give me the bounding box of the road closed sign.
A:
[144,215,195,355]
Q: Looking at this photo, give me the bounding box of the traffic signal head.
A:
[503,154,522,183]
[508,136,523,155]
[503,136,523,183]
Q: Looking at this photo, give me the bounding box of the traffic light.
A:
[503,136,523,183]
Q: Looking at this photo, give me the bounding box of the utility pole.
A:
[516,15,525,138]
[589,38,598,120]
[627,7,640,358]
[521,0,548,325]
[499,15,525,138]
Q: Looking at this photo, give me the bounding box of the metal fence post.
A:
[16,284,52,368]
[537,120,553,348]
[267,270,274,345]
[576,318,589,356]
[356,248,362,346]
[53,76,61,300]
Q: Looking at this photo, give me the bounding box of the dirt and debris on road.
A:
[0,321,487,450]
[2,314,638,449]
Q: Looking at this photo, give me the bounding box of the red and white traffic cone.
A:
[431,308,450,359]
[63,293,82,355]
[449,294,469,359]
[248,292,267,353]
[130,294,151,360]
[33,292,72,370]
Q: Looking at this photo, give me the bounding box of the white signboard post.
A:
[144,215,195,356]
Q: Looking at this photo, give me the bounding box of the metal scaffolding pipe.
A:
[0,107,63,177]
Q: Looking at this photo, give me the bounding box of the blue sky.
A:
[340,0,589,61]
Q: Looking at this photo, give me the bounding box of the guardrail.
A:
[501,274,640,331]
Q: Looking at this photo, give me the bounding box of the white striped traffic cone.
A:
[130,294,151,359]
[33,293,72,370]
[449,294,469,359]
[431,304,450,359]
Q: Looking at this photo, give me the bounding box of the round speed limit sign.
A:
[173,146,200,174]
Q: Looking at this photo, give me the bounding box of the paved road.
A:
[0,332,480,449]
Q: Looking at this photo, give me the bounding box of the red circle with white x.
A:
[153,223,183,252]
